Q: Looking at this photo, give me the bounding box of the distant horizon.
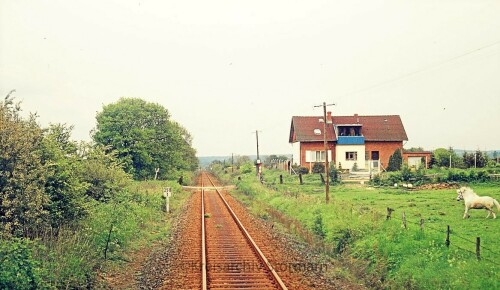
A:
[197,149,499,158]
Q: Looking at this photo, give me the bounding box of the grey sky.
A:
[1,0,499,156]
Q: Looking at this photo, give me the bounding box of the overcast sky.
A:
[1,1,499,156]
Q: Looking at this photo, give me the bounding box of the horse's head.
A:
[456,188,464,201]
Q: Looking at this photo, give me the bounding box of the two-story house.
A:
[289,112,408,172]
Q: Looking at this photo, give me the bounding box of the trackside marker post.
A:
[163,187,172,213]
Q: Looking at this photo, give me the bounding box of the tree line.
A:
[1,94,198,239]
[386,147,496,172]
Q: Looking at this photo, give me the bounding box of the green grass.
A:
[1,178,193,289]
[226,169,500,289]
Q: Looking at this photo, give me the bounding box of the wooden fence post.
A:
[320,173,325,184]
[299,173,303,185]
[420,219,424,231]
[476,237,481,261]
[446,225,450,247]
[280,174,283,184]
[402,212,407,229]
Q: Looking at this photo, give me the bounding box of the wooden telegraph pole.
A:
[253,130,262,178]
[314,102,335,204]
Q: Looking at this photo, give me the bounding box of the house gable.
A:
[289,113,408,169]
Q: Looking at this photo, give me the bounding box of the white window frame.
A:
[345,151,357,161]
[305,150,332,163]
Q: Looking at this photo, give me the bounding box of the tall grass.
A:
[1,179,190,289]
[228,169,500,289]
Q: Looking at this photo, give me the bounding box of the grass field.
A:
[221,169,500,289]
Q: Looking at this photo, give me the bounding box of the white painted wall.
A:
[291,142,301,166]
[335,144,366,170]
[408,157,422,168]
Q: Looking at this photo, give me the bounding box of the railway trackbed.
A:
[201,172,287,289]
[158,171,360,290]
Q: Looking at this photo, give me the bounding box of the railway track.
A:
[200,171,288,290]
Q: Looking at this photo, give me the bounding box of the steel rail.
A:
[204,172,288,290]
[201,176,207,290]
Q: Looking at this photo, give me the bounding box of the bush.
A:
[312,211,326,239]
[240,162,254,174]
[329,167,340,183]
[387,149,403,171]
[297,166,309,175]
[312,163,325,174]
[0,238,48,289]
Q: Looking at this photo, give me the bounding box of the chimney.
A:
[354,113,359,123]
[327,111,332,123]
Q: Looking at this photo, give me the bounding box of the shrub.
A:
[387,149,403,171]
[329,167,340,183]
[0,238,48,289]
[240,162,254,174]
[297,166,309,175]
[312,211,326,239]
[312,163,325,174]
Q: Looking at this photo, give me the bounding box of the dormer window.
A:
[313,129,321,135]
[337,125,362,137]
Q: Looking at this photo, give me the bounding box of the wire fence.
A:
[257,176,500,268]
[387,210,499,266]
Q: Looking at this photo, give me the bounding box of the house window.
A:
[371,151,379,160]
[345,152,357,161]
[305,150,332,163]
[315,151,326,162]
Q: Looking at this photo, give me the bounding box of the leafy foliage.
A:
[312,162,325,174]
[1,95,49,237]
[0,238,47,289]
[433,147,463,168]
[239,162,254,174]
[92,98,198,180]
[78,144,131,202]
[387,149,402,171]
[40,124,88,230]
[462,150,488,168]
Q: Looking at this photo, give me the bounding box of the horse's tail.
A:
[494,198,500,212]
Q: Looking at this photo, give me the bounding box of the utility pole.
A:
[255,130,260,161]
[253,130,262,177]
[314,102,336,204]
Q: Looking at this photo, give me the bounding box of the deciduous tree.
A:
[92,98,198,180]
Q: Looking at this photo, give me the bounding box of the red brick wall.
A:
[300,141,401,169]
[299,142,336,166]
[365,141,403,169]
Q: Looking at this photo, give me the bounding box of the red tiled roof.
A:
[289,116,337,143]
[290,115,408,143]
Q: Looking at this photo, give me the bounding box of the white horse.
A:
[456,187,500,219]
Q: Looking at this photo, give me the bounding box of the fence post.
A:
[299,173,303,185]
[402,212,407,229]
[280,174,283,184]
[476,237,481,261]
[320,173,325,184]
[420,219,425,231]
[446,225,450,247]
[386,207,394,220]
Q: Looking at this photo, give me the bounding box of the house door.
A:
[371,151,380,170]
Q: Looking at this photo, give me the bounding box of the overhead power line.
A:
[341,39,500,98]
